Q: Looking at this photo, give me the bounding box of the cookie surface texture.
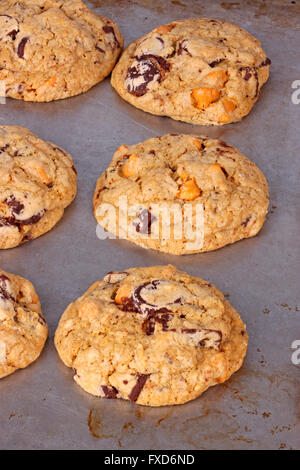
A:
[111,17,270,125]
[0,0,123,101]
[54,265,248,406]
[0,125,77,249]
[0,268,48,378]
[93,134,269,255]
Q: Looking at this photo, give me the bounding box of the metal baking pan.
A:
[0,0,299,450]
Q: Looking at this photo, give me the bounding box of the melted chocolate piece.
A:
[95,45,105,53]
[0,216,19,228]
[181,328,197,334]
[5,195,24,215]
[102,385,118,399]
[220,166,229,177]
[134,209,156,234]
[103,25,120,49]
[0,144,9,153]
[0,15,19,40]
[1,196,46,228]
[209,58,224,68]
[240,66,252,81]
[21,233,33,243]
[126,54,170,97]
[260,57,271,67]
[128,374,150,402]
[0,274,15,301]
[17,37,29,58]
[177,40,192,56]
[121,297,137,312]
[142,316,156,335]
[20,211,45,225]
[241,215,251,227]
[181,328,222,349]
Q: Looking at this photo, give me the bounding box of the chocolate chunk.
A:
[37,313,46,326]
[209,59,224,68]
[121,297,137,312]
[17,37,29,58]
[177,40,192,56]
[21,233,33,243]
[241,215,251,227]
[0,274,14,302]
[95,45,105,53]
[0,144,9,153]
[20,211,45,225]
[103,25,120,48]
[155,312,172,331]
[142,316,156,335]
[133,281,158,310]
[142,311,172,335]
[220,166,229,177]
[260,57,271,67]
[53,146,67,156]
[102,385,118,399]
[240,66,252,80]
[5,195,24,215]
[8,29,18,40]
[0,196,45,228]
[132,280,181,315]
[126,54,170,97]
[181,328,222,350]
[0,216,19,228]
[128,374,150,402]
[134,209,156,234]
[254,69,259,97]
[181,328,197,334]
[0,15,19,41]
[218,140,232,149]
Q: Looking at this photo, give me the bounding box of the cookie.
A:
[0,0,123,102]
[93,134,269,255]
[0,125,77,249]
[0,268,48,378]
[111,18,270,125]
[54,265,248,406]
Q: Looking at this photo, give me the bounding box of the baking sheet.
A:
[0,0,299,450]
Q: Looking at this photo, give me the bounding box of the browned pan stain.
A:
[270,424,292,435]
[232,435,254,444]
[88,0,201,15]
[88,409,113,439]
[157,416,168,425]
[156,409,173,426]
[171,0,187,6]
[247,0,300,28]
[122,421,134,431]
[221,2,240,9]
